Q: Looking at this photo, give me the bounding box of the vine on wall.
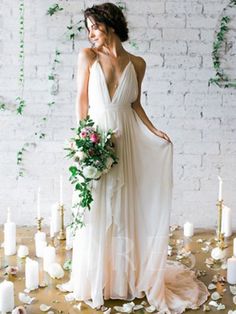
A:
[209,0,236,88]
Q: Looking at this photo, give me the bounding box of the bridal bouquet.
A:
[65,116,118,231]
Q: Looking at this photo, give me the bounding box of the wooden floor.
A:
[0,227,235,314]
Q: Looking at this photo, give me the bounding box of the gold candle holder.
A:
[216,199,227,249]
[36,217,43,232]
[57,204,66,240]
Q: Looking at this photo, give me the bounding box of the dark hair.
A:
[84,3,129,42]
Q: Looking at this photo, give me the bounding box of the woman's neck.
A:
[102,37,126,59]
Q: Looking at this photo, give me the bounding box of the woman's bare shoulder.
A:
[128,53,146,77]
[77,48,97,67]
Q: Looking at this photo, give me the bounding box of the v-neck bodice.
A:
[88,59,138,110]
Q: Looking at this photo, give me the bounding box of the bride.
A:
[69,2,209,313]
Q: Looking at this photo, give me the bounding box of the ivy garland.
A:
[46,3,64,16]
[17,0,26,114]
[209,0,236,88]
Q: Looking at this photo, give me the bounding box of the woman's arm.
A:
[75,48,95,122]
[131,57,171,143]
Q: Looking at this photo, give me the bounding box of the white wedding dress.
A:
[68,58,209,313]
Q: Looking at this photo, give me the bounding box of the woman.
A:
[69,3,209,313]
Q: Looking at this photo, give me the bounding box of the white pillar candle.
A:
[184,222,194,237]
[25,257,39,290]
[43,245,56,272]
[51,202,60,233]
[218,176,223,201]
[59,175,63,206]
[233,238,236,257]
[34,231,46,258]
[227,256,236,284]
[0,280,14,312]
[221,205,232,237]
[4,208,16,256]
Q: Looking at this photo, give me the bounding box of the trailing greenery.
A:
[209,0,236,88]
[46,3,64,16]
[17,0,26,113]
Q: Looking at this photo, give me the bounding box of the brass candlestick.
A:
[216,199,227,249]
[36,217,43,231]
[57,204,66,240]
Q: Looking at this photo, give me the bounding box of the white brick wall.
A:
[0,0,236,230]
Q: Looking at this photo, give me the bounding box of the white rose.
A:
[74,151,86,160]
[105,157,114,170]
[48,263,64,279]
[83,166,101,179]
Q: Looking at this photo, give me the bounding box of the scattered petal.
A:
[101,306,108,312]
[18,292,35,304]
[221,262,227,270]
[211,247,226,260]
[24,288,30,294]
[170,224,180,232]
[39,304,51,312]
[216,303,225,310]
[39,282,48,288]
[141,301,148,306]
[208,300,218,307]
[65,292,75,302]
[5,265,18,276]
[201,246,210,253]
[63,259,72,271]
[145,305,156,313]
[208,283,217,290]
[114,306,125,312]
[211,292,221,301]
[73,303,83,311]
[103,308,111,314]
[56,282,73,292]
[196,238,204,243]
[230,286,236,295]
[203,304,210,311]
[133,305,144,311]
[212,275,219,283]
[12,306,27,314]
[48,263,64,279]
[122,302,134,313]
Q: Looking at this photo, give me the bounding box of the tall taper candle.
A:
[0,280,14,312]
[37,187,41,219]
[4,207,16,256]
[218,176,222,201]
[59,175,63,205]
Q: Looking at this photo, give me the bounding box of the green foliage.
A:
[209,2,236,88]
[0,103,6,111]
[46,4,64,16]
[16,96,26,115]
[65,116,118,232]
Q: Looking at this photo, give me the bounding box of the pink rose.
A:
[90,133,100,143]
[80,130,87,138]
